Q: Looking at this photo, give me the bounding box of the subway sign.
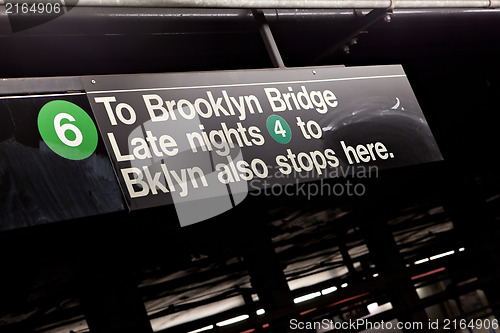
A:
[0,65,442,230]
[81,65,442,226]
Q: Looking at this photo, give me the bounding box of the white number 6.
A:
[54,113,83,147]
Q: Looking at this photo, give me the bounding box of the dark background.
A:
[1,6,500,333]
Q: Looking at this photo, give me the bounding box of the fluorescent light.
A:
[368,302,393,315]
[414,258,429,265]
[367,302,379,314]
[216,315,249,327]
[373,273,379,278]
[341,283,348,288]
[430,250,454,260]
[294,292,321,304]
[321,286,337,295]
[256,309,265,315]
[459,247,465,252]
[188,325,214,333]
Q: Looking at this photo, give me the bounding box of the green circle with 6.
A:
[38,100,98,160]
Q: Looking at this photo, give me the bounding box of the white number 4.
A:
[274,119,287,137]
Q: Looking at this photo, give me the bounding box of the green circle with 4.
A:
[38,100,98,160]
[266,115,292,144]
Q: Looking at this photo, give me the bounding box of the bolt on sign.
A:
[83,65,443,226]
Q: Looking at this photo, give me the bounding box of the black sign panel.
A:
[83,65,442,226]
[0,93,124,231]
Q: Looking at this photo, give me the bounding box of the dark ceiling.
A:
[2,6,500,333]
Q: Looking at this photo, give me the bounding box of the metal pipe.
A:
[55,0,500,9]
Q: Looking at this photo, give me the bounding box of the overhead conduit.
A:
[56,0,500,8]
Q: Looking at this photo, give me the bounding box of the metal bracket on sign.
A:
[252,8,285,69]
